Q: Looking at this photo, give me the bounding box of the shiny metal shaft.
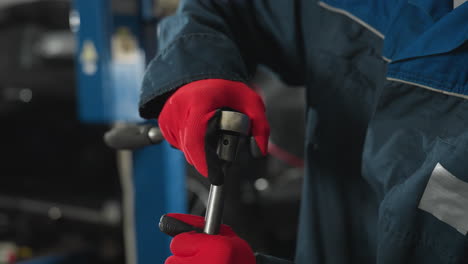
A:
[204,184,224,235]
[203,111,249,235]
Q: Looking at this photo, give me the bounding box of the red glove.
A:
[158,79,269,178]
[164,213,256,264]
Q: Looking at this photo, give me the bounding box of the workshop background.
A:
[0,0,305,263]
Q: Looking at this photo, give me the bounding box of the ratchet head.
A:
[216,111,250,162]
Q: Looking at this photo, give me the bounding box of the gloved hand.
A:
[163,213,256,264]
[158,79,269,180]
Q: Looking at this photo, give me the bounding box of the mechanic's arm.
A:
[139,1,303,263]
[139,0,305,118]
[163,214,294,264]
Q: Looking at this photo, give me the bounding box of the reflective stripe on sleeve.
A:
[419,163,468,235]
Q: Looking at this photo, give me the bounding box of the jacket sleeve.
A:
[139,0,305,118]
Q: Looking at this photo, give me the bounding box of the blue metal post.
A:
[72,0,186,263]
[72,0,112,123]
[133,142,186,263]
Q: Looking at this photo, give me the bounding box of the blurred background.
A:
[0,0,305,263]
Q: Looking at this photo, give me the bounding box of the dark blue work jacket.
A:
[139,1,468,263]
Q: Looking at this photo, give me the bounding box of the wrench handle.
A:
[203,184,225,235]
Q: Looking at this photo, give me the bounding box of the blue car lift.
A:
[71,1,186,263]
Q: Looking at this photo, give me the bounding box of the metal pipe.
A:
[203,185,224,235]
[202,110,250,235]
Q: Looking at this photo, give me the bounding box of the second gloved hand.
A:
[163,213,256,264]
[158,79,270,180]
